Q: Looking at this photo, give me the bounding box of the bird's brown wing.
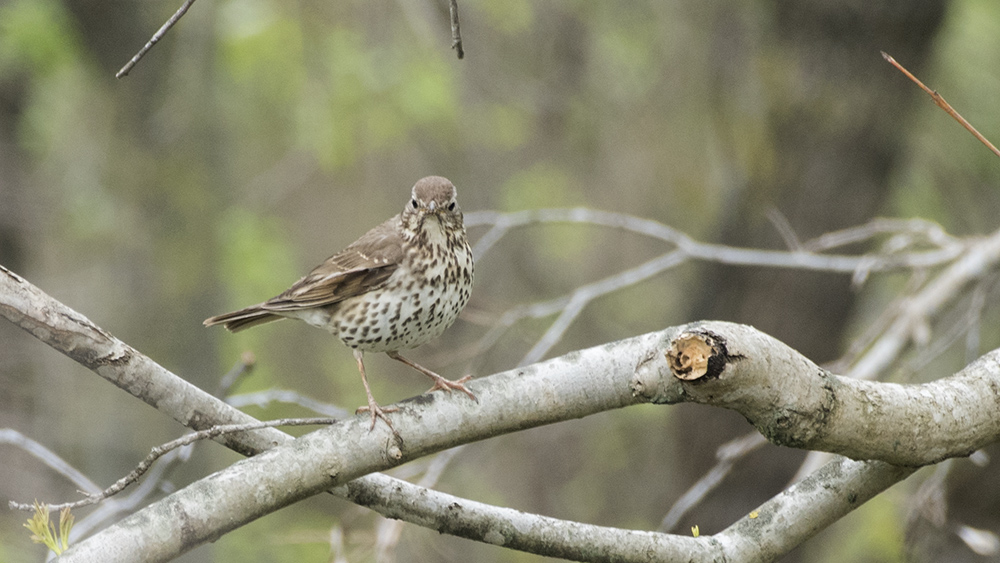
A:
[204,216,403,331]
[260,215,404,311]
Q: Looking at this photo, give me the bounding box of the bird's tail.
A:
[203,305,284,333]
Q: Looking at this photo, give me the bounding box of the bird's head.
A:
[404,176,463,230]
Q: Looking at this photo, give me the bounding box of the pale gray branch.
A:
[794,226,1000,480]
[802,217,957,253]
[713,458,916,562]
[225,389,350,418]
[374,446,465,562]
[633,323,1000,466]
[465,208,965,273]
[56,319,1000,561]
[5,266,1000,562]
[848,227,1000,381]
[0,428,102,495]
[58,329,658,562]
[466,209,970,367]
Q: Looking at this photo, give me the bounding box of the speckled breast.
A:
[333,233,473,353]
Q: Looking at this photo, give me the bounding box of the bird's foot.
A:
[425,374,478,403]
[356,400,399,432]
[386,351,479,403]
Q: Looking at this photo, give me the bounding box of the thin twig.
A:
[9,418,336,512]
[116,0,198,78]
[519,250,686,365]
[848,227,1000,381]
[899,276,995,379]
[0,429,102,495]
[215,351,256,397]
[802,218,956,254]
[226,389,350,418]
[68,447,187,542]
[827,269,928,376]
[963,279,991,364]
[765,208,802,251]
[465,209,965,273]
[658,433,768,532]
[461,209,967,365]
[905,458,952,532]
[882,51,1000,159]
[448,0,464,59]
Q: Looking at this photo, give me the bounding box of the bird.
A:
[204,176,476,431]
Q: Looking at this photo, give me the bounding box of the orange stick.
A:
[882,51,1000,160]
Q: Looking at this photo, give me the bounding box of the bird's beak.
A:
[427,201,437,212]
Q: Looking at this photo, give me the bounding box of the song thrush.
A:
[204,176,475,430]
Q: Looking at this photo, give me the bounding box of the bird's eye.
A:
[411,199,418,209]
[447,202,456,211]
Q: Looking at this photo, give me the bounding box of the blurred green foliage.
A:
[809,490,905,563]
[0,0,81,77]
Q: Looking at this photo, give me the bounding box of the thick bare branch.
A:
[53,320,1000,560]
[6,267,1000,561]
[56,328,657,561]
[792,227,1000,479]
[634,323,1000,465]
[714,458,916,562]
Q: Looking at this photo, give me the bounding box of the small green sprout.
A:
[23,501,74,555]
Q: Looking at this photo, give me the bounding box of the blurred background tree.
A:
[1,0,999,561]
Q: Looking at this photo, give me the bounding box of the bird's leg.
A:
[353,349,398,431]
[386,351,478,403]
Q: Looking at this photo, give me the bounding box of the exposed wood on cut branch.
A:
[635,323,1000,466]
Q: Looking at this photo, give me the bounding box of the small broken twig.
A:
[116,0,198,78]
[882,51,1000,159]
[449,0,464,59]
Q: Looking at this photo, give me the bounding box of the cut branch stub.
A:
[667,331,727,381]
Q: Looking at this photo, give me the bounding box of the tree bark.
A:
[4,267,999,562]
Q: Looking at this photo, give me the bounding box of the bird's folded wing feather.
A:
[260,216,404,311]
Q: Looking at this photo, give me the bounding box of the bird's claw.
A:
[356,401,399,432]
[426,374,478,403]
